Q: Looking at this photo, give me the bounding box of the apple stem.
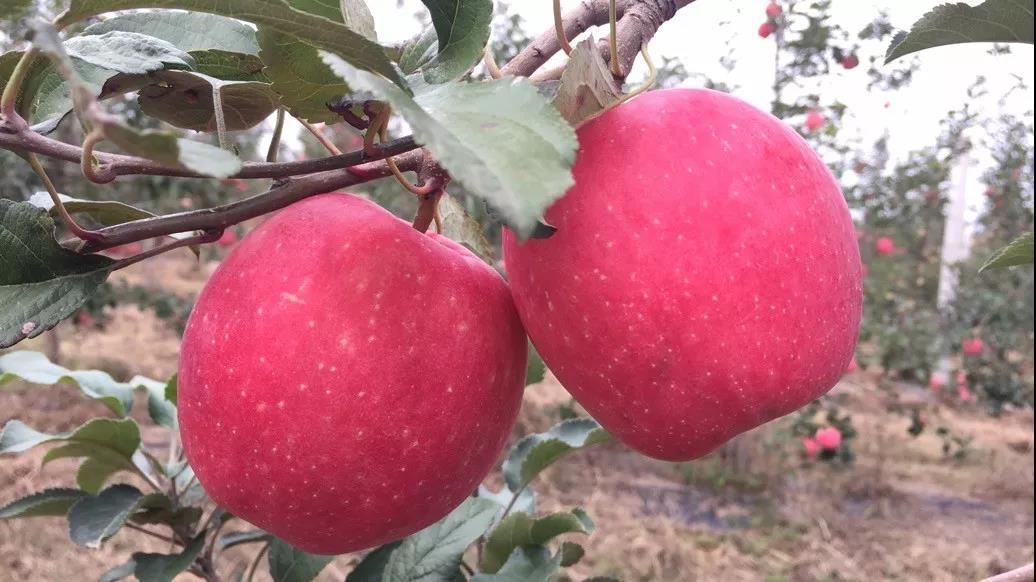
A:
[28,152,104,241]
[554,0,573,55]
[412,189,444,233]
[266,108,286,163]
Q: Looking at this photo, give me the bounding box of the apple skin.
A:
[765,2,782,18]
[179,193,526,554]
[758,22,775,38]
[841,55,859,69]
[504,89,862,461]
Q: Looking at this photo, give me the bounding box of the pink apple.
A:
[805,110,826,132]
[504,89,862,461]
[815,427,842,450]
[758,22,775,38]
[841,54,859,69]
[875,236,895,256]
[962,337,984,356]
[179,194,526,554]
[802,437,820,459]
[765,2,781,18]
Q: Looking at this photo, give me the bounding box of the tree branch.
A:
[77,151,423,252]
[501,0,695,78]
[0,124,418,180]
[1,0,698,253]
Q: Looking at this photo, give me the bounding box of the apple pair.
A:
[178,89,862,554]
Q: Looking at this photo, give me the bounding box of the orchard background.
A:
[1,0,1034,581]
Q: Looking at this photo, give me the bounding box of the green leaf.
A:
[80,12,265,80]
[503,418,610,491]
[80,11,260,55]
[0,350,136,416]
[526,342,546,385]
[257,28,349,124]
[471,546,562,582]
[27,192,201,258]
[131,494,203,528]
[63,31,195,74]
[384,497,498,582]
[267,538,333,582]
[552,37,623,125]
[322,57,577,237]
[164,374,178,404]
[341,0,377,41]
[397,27,439,76]
[218,529,272,550]
[101,121,243,178]
[130,374,179,430]
[438,193,493,262]
[345,542,401,582]
[558,541,584,567]
[137,70,278,131]
[189,50,267,81]
[132,534,206,582]
[67,483,145,548]
[56,0,409,90]
[0,488,89,518]
[1,417,139,459]
[70,455,127,493]
[28,192,155,227]
[980,231,1034,273]
[0,200,115,349]
[417,0,492,83]
[885,0,1035,63]
[99,560,137,582]
[481,509,594,573]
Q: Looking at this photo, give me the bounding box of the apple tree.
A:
[1,0,1033,581]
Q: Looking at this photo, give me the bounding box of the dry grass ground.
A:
[2,253,1033,581]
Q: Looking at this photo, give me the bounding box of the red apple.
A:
[815,427,842,450]
[962,337,984,356]
[765,2,781,18]
[758,22,775,38]
[504,89,862,461]
[805,110,826,132]
[179,194,526,554]
[875,236,895,256]
[801,437,820,459]
[217,229,238,247]
[841,54,859,69]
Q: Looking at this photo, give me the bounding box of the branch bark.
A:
[0,125,418,181]
[502,0,695,78]
[78,151,423,252]
[2,0,698,249]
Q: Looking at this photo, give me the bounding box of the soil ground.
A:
[2,253,1033,581]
